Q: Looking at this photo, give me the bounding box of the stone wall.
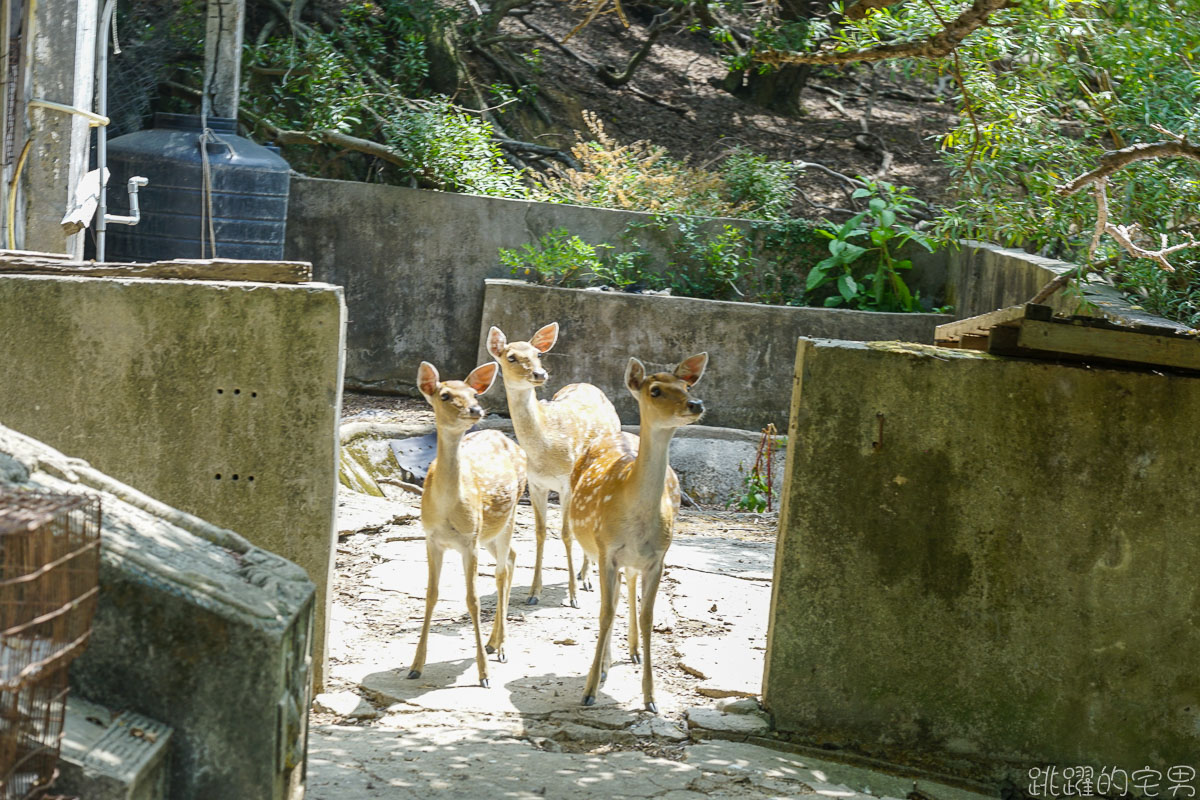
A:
[0,274,345,687]
[476,279,951,430]
[764,338,1200,784]
[1,423,315,800]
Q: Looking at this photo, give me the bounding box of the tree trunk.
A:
[722,63,812,116]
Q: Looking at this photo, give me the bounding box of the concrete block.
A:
[56,695,173,800]
[0,274,344,687]
[765,338,1200,785]
[0,423,316,800]
[477,280,952,429]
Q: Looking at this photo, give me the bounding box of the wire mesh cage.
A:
[0,492,101,800]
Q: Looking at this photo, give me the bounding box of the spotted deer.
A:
[568,353,708,713]
[408,361,527,688]
[487,323,621,608]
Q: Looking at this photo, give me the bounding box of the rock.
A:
[629,717,689,741]
[313,691,379,719]
[677,637,763,699]
[715,697,763,715]
[685,707,770,735]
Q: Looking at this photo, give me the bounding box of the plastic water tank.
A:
[104,113,290,262]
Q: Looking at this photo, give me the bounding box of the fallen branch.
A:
[759,0,1015,67]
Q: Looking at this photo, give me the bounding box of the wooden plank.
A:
[0,256,312,284]
[0,248,72,260]
[934,304,1029,343]
[959,332,991,351]
[1016,319,1200,371]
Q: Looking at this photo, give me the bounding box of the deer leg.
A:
[578,554,593,592]
[582,556,621,706]
[408,542,444,680]
[462,548,490,688]
[527,484,549,605]
[560,487,580,609]
[626,570,641,664]
[639,559,665,713]
[486,537,514,663]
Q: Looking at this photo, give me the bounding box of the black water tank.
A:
[105,113,290,262]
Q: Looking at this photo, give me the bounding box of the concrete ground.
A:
[308,482,993,800]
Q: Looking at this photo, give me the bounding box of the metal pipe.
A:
[94,0,118,261]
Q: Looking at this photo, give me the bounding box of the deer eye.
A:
[440,392,451,401]
[507,354,516,362]
[649,386,661,397]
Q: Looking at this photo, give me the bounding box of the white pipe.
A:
[104,176,147,225]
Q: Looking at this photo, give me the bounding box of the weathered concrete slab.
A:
[766,338,1200,785]
[0,424,315,800]
[0,274,345,686]
[478,279,952,429]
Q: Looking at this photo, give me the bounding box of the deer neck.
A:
[428,424,469,506]
[629,420,677,507]
[505,381,549,445]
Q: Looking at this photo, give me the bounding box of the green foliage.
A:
[1114,253,1200,329]
[237,0,526,195]
[734,468,770,513]
[499,229,604,286]
[807,180,936,312]
[533,112,799,219]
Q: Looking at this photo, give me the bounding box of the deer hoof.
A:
[497,650,508,663]
[600,670,608,683]
[569,598,580,609]
[407,669,421,680]
[481,678,490,689]
[645,701,659,714]
[485,644,495,654]
[582,694,596,706]
[526,595,540,606]
[630,652,642,664]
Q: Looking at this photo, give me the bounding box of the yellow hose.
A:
[7,137,32,250]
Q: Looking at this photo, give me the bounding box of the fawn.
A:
[567,353,708,713]
[408,361,527,688]
[487,323,621,608]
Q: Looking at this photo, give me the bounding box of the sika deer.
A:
[568,353,708,713]
[408,361,527,688]
[487,323,621,608]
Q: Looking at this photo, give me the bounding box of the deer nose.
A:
[469,404,484,418]
[687,399,704,415]
[532,369,548,382]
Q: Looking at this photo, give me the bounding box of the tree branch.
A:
[758,0,1015,67]
[1056,139,1200,197]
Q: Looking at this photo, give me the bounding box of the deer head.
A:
[417,361,499,431]
[487,323,559,389]
[624,353,708,429]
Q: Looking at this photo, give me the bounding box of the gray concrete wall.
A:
[0,274,345,687]
[284,178,817,392]
[476,279,952,430]
[1,423,315,800]
[764,338,1200,784]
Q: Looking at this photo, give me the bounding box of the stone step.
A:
[55,695,173,800]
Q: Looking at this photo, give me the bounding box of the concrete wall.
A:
[284,177,820,392]
[476,279,951,430]
[0,274,345,687]
[764,338,1200,784]
[1,423,315,800]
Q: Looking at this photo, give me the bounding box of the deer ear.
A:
[487,326,507,360]
[674,353,708,387]
[625,357,646,398]
[465,362,499,396]
[417,361,440,401]
[530,322,559,353]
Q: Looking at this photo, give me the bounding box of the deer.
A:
[487,323,622,609]
[567,352,708,713]
[408,360,527,688]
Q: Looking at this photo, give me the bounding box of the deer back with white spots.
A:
[566,352,708,713]
[408,360,528,688]
[487,322,621,609]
